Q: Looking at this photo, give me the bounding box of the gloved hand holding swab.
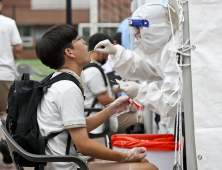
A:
[115,79,141,99]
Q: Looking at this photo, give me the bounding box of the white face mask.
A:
[140,22,172,54]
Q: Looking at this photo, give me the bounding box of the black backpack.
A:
[6,72,83,170]
[83,63,107,117]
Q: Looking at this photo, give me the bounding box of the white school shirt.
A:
[37,72,90,170]
[0,15,22,81]
[84,61,118,134]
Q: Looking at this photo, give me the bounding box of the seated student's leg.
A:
[87,159,158,170]
[129,162,158,170]
[117,112,137,133]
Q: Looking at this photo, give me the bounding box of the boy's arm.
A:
[12,44,23,53]
[85,96,133,133]
[68,127,147,163]
[85,108,109,132]
[69,127,124,161]
[12,44,23,58]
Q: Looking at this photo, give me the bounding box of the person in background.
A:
[84,33,139,134]
[0,0,23,164]
[113,33,122,45]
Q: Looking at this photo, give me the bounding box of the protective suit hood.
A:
[132,4,172,55]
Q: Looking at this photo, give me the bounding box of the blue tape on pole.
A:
[128,19,149,27]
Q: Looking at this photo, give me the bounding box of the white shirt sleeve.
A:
[109,44,180,118]
[108,45,162,81]
[134,56,180,118]
[84,67,107,96]
[10,20,22,46]
[58,85,86,129]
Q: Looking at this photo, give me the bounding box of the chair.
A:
[15,62,48,80]
[106,71,121,88]
[0,119,88,170]
[84,108,114,148]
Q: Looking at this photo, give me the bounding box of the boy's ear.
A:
[64,48,75,58]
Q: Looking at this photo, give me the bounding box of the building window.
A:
[18,26,31,37]
[35,30,45,41]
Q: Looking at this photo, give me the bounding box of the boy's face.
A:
[70,37,91,66]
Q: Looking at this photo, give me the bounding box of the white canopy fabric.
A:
[189,1,222,169]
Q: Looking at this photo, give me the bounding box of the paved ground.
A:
[0,137,105,170]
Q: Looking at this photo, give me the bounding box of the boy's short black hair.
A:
[36,24,78,70]
[88,33,113,51]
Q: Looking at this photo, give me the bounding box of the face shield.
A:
[128,19,149,51]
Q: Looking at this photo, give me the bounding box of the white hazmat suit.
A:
[95,4,180,120]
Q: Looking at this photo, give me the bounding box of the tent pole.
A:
[90,0,98,36]
[66,0,72,25]
[144,110,153,134]
[182,2,198,170]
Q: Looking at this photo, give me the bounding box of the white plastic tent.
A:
[131,1,222,169]
[186,0,222,170]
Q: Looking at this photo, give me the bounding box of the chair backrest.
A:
[106,71,121,87]
[15,63,48,79]
[0,119,88,170]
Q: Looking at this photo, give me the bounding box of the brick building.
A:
[2,0,131,47]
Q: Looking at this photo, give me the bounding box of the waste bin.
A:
[112,134,178,170]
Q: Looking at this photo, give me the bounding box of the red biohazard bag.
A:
[111,134,178,151]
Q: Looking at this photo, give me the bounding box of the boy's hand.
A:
[107,96,133,117]
[121,147,147,163]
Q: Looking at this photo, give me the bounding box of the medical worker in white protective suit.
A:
[94,3,181,133]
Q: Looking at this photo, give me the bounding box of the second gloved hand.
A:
[94,39,117,55]
[120,81,141,99]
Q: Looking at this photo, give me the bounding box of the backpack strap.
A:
[45,132,63,143]
[21,73,30,80]
[40,72,84,156]
[83,63,107,116]
[43,131,71,157]
[39,72,54,84]
[83,63,108,86]
[66,134,71,155]
[86,98,98,117]
[39,72,84,96]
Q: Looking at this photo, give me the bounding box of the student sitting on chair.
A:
[36,24,157,170]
